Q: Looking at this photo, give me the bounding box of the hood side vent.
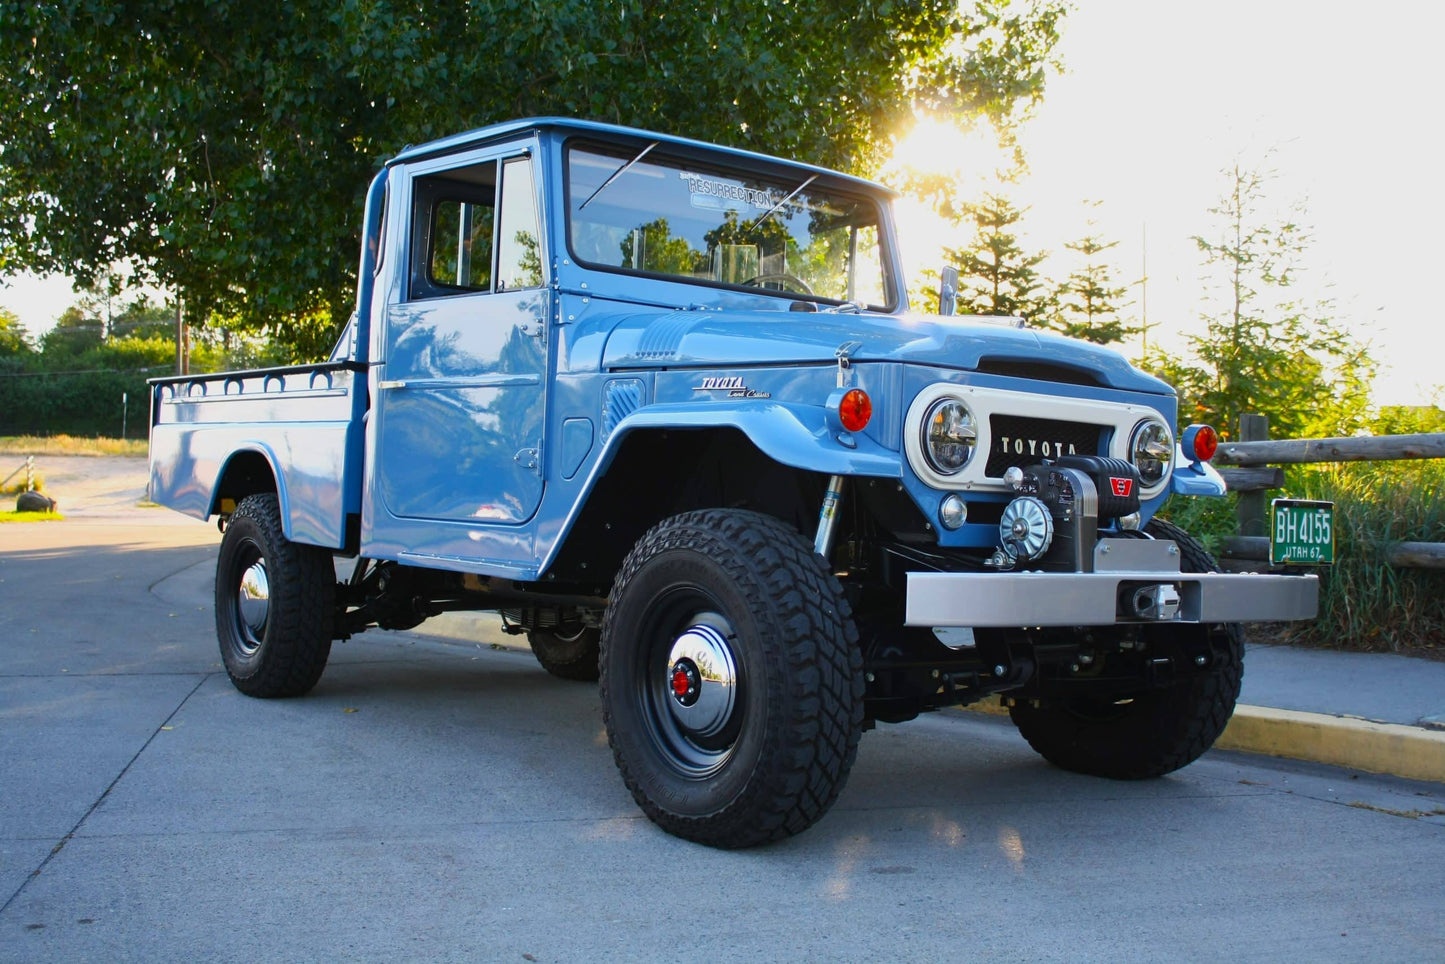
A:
[976,358,1103,388]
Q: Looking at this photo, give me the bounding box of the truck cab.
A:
[150,118,1320,848]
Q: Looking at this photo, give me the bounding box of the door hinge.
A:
[514,445,540,474]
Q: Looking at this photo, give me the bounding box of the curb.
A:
[1217,705,1445,784]
[962,700,1445,784]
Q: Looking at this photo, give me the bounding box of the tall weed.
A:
[1279,461,1445,652]
[1158,460,1445,653]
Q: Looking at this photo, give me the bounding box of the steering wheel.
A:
[741,272,814,295]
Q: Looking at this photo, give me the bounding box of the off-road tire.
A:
[529,625,601,682]
[600,509,865,848]
[215,493,334,697]
[1008,517,1244,779]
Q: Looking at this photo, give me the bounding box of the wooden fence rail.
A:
[1206,419,1445,570]
[1214,432,1445,466]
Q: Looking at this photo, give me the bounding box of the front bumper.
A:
[904,539,1319,628]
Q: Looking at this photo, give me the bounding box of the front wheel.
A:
[1008,517,1244,779]
[215,493,334,698]
[600,509,864,848]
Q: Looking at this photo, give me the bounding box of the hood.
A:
[600,308,1172,395]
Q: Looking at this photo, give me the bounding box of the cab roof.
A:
[385,116,897,198]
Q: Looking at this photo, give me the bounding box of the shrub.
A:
[1276,461,1445,653]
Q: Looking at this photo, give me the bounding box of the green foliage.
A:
[1372,403,1445,436]
[0,511,65,522]
[1155,491,1239,558]
[1046,206,1136,345]
[947,192,1053,320]
[1276,461,1445,653]
[0,331,165,436]
[0,287,287,436]
[39,306,104,358]
[1144,163,1375,441]
[0,0,1064,359]
[0,306,33,356]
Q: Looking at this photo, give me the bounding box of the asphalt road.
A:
[3,512,1445,962]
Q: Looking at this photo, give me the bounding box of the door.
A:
[376,149,549,525]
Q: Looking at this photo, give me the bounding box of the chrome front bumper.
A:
[904,539,1320,628]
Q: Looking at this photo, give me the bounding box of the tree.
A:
[947,192,1052,320]
[0,306,32,356]
[1146,163,1375,441]
[0,0,1065,359]
[39,306,104,359]
[1048,206,1135,345]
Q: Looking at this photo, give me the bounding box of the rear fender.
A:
[210,445,291,533]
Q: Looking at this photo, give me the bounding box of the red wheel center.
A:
[671,666,692,698]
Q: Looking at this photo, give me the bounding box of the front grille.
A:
[985,415,1104,476]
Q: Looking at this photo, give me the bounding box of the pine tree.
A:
[1146,163,1375,440]
[1048,207,1135,344]
[947,192,1051,321]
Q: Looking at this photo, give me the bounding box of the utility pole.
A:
[1137,222,1152,364]
[175,297,189,375]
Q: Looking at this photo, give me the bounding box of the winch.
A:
[995,455,1143,572]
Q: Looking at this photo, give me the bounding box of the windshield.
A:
[566,144,891,308]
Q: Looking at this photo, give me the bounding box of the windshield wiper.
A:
[578,141,659,211]
[744,174,816,236]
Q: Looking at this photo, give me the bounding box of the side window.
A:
[497,157,542,291]
[409,154,542,300]
[431,199,494,289]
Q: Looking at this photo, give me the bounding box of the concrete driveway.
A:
[2,462,1444,960]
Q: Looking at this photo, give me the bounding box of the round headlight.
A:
[922,398,977,475]
[1129,418,1174,486]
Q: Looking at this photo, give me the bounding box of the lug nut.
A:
[1194,655,1207,666]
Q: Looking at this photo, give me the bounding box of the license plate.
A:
[1270,499,1335,565]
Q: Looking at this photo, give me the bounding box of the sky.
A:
[955,0,1443,407]
[3,1,1441,408]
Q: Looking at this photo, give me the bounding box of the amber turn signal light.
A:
[1182,424,1218,462]
[838,389,872,432]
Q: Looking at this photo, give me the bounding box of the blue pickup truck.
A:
[149,117,1320,848]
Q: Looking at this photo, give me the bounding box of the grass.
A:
[2,471,46,496]
[1280,460,1445,655]
[1162,461,1445,656]
[0,435,146,457]
[0,511,65,522]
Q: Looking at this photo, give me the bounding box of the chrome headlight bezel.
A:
[1129,417,1174,489]
[921,397,978,476]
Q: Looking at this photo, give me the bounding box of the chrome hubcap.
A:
[236,560,270,652]
[665,623,738,740]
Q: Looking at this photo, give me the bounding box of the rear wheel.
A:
[529,624,601,682]
[600,509,864,848]
[215,493,334,697]
[1008,517,1243,778]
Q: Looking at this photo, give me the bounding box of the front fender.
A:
[603,401,902,479]
[534,401,901,576]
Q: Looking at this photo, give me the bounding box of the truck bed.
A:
[148,361,367,549]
